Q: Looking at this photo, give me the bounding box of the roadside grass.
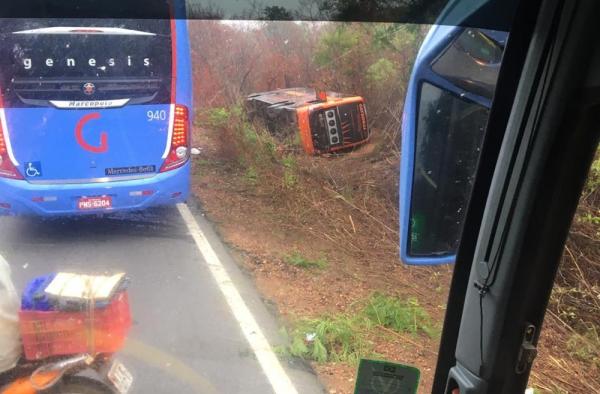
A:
[280,293,437,364]
[287,314,372,363]
[365,292,440,339]
[284,251,328,270]
[282,155,298,189]
[534,149,600,391]
[567,325,600,368]
[243,166,259,185]
[530,388,564,394]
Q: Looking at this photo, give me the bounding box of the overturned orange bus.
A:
[246,88,370,154]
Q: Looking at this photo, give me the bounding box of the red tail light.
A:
[160,104,190,173]
[0,114,23,180]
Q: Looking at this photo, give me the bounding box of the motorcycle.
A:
[0,270,133,394]
[0,353,132,394]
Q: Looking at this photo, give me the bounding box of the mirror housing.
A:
[399,26,507,265]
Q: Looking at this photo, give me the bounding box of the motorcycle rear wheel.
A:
[45,376,114,394]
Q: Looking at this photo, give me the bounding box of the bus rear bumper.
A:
[0,162,190,217]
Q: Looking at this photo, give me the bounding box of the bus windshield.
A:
[0,4,596,393]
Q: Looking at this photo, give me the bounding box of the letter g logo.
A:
[75,112,108,153]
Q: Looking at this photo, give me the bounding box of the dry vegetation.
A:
[534,155,600,393]
[188,19,599,393]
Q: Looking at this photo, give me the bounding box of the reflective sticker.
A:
[24,161,42,178]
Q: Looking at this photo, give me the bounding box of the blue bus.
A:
[399,26,508,265]
[0,13,192,216]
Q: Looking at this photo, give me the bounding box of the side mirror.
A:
[399,26,506,265]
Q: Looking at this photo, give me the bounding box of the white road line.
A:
[177,204,298,394]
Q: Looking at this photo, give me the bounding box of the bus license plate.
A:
[77,196,112,210]
[107,360,133,394]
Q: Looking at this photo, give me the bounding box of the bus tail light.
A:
[160,105,190,173]
[0,117,23,180]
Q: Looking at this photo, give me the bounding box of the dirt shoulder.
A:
[191,121,598,394]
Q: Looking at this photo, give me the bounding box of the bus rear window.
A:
[0,19,172,107]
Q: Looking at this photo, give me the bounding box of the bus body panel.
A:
[174,19,193,111]
[296,107,315,154]
[0,162,189,216]
[5,105,171,182]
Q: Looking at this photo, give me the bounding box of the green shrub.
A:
[567,325,600,367]
[289,315,371,363]
[204,105,302,192]
[206,107,231,128]
[585,154,600,191]
[364,293,438,338]
[282,155,296,169]
[282,155,298,188]
[366,58,396,87]
[314,26,359,67]
[284,251,328,269]
[244,166,258,184]
[284,292,437,365]
[579,212,600,225]
[242,124,259,145]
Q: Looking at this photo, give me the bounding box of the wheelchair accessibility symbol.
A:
[25,162,42,178]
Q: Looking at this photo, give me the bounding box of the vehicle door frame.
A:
[434,0,600,392]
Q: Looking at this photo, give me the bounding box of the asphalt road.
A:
[0,203,324,394]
